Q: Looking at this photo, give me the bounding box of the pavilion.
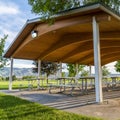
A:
[4,2,120,103]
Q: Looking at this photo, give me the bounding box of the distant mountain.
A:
[0,67,37,77]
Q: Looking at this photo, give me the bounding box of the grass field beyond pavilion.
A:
[0,79,73,90]
[0,93,102,120]
[0,81,30,90]
[0,80,50,90]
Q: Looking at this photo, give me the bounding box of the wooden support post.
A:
[38,60,41,89]
[59,62,62,77]
[92,16,103,103]
[75,63,79,83]
[89,65,92,76]
[9,58,13,91]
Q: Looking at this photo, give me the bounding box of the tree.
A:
[102,0,120,14]
[114,61,120,73]
[28,0,120,22]
[12,75,17,81]
[67,64,85,77]
[62,72,66,77]
[0,35,8,68]
[102,66,110,76]
[81,70,89,77]
[28,0,80,23]
[5,75,17,81]
[67,64,76,77]
[33,61,60,80]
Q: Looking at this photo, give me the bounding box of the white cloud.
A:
[4,30,18,49]
[6,59,34,68]
[0,10,26,49]
[0,26,18,49]
[0,1,20,15]
[0,1,37,69]
[13,63,35,68]
[106,62,117,74]
[6,63,34,68]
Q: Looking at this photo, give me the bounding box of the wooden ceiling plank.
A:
[102,56,120,65]
[84,51,120,65]
[37,31,120,60]
[60,42,93,61]
[37,34,92,60]
[12,12,111,58]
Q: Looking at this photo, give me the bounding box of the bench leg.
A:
[49,86,52,94]
[70,87,74,96]
[60,86,62,92]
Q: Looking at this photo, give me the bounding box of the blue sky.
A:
[0,0,117,73]
[0,0,38,68]
[0,0,35,48]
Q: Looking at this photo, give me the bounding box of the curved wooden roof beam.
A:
[60,41,120,61]
[13,36,120,61]
[102,56,120,65]
[102,52,120,60]
[101,40,120,47]
[75,47,120,65]
[101,47,120,53]
[87,51,120,65]
[59,41,93,61]
[37,32,120,60]
[74,51,93,63]
[37,33,92,60]
[64,50,93,61]
[100,32,120,40]
[12,14,94,57]
[12,19,119,53]
[12,19,120,58]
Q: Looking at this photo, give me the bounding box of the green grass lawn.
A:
[0,79,71,90]
[0,93,102,120]
[0,77,118,90]
[0,80,48,90]
[0,81,29,90]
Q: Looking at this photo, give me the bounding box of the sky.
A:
[0,0,37,68]
[0,0,118,73]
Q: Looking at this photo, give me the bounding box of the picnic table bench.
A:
[48,83,82,96]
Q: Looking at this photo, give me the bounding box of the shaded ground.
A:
[1,89,120,120]
[66,99,120,120]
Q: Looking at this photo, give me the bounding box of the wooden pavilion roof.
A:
[4,3,120,65]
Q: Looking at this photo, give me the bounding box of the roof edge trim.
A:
[99,5,120,20]
[26,3,120,24]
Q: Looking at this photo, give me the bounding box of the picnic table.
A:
[48,77,76,94]
[48,77,95,95]
[103,76,120,90]
[78,76,95,94]
[48,76,120,95]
